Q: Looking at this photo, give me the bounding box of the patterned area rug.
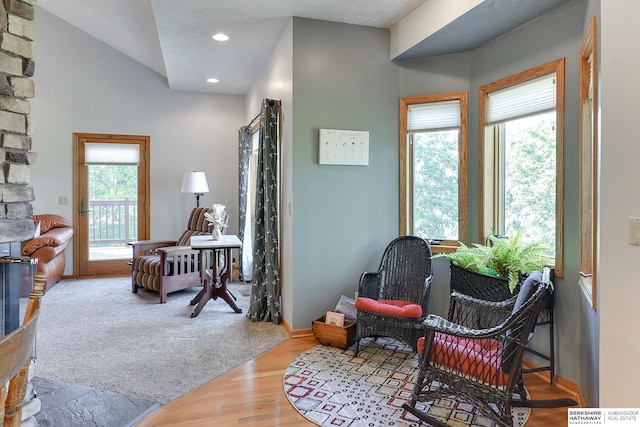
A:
[284,338,530,426]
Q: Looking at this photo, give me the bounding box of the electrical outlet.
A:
[59,196,69,205]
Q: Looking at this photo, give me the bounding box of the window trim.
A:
[479,59,565,277]
[578,16,598,309]
[400,91,469,253]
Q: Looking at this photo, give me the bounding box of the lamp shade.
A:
[181,171,209,193]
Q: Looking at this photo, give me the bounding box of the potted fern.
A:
[436,232,550,299]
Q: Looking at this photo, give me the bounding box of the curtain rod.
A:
[247,113,259,128]
[247,99,281,128]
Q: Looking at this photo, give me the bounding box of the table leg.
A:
[190,247,242,317]
[216,248,242,313]
[189,285,205,306]
[190,277,213,318]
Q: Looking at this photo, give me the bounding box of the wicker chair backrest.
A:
[378,236,432,304]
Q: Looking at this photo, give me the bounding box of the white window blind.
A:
[408,100,460,132]
[486,73,556,125]
[85,143,139,165]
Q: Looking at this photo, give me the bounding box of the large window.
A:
[400,92,468,253]
[479,59,565,276]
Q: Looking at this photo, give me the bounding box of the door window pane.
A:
[88,164,138,260]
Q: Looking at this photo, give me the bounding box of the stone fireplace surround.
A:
[0,1,40,426]
[0,0,36,243]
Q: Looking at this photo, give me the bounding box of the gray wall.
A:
[397,0,596,395]
[31,7,245,276]
[245,20,295,327]
[290,18,400,329]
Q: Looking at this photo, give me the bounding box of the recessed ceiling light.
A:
[206,78,219,83]
[212,33,229,42]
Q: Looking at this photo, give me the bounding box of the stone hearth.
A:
[32,377,159,427]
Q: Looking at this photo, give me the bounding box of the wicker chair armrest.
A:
[358,270,382,298]
[423,314,507,339]
[450,291,517,311]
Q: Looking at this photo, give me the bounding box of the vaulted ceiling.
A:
[37,0,570,95]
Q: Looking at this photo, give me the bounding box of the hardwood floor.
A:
[135,336,581,426]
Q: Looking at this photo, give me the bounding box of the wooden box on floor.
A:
[312,316,356,350]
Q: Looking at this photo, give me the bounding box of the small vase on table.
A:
[211,224,222,241]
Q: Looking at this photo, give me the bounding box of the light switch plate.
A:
[629,217,640,245]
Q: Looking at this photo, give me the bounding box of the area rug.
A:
[284,338,530,426]
[32,276,289,404]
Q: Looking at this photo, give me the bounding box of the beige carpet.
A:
[32,276,289,404]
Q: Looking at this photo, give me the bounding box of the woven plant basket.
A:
[449,263,519,302]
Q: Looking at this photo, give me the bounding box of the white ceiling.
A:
[37,0,569,95]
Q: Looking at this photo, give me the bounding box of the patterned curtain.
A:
[247,99,281,324]
[237,126,252,281]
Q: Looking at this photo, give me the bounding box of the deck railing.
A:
[89,198,137,246]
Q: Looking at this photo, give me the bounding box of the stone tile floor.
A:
[33,377,160,427]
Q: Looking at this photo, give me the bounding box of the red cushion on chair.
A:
[355,297,423,318]
[417,334,508,386]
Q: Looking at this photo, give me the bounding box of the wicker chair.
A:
[354,236,433,355]
[449,262,561,384]
[129,207,226,303]
[403,270,551,427]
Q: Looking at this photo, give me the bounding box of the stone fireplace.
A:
[0,0,37,241]
[0,1,39,425]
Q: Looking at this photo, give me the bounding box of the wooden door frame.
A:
[72,133,150,277]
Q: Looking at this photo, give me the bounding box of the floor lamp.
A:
[181,171,209,207]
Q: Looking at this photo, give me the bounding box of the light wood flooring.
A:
[135,336,581,426]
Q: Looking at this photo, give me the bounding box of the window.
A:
[479,59,565,276]
[579,16,597,308]
[241,123,260,281]
[400,92,468,253]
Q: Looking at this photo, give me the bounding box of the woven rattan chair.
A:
[354,236,432,355]
[1,273,45,427]
[403,270,552,427]
[449,262,561,384]
[129,207,226,303]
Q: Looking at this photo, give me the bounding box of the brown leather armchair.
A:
[21,214,74,292]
